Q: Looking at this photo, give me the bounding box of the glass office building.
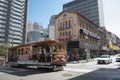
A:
[27,31,42,42]
[0,0,28,46]
[63,0,105,27]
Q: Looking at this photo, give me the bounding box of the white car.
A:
[116,54,120,62]
[97,55,112,64]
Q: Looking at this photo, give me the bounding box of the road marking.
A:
[64,68,96,73]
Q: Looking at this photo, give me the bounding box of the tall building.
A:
[49,15,56,25]
[48,15,56,40]
[63,0,104,26]
[43,28,48,36]
[27,22,44,43]
[0,0,28,46]
[27,31,42,42]
[33,22,43,32]
[26,21,33,43]
[26,21,33,34]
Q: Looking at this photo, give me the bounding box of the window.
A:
[60,32,62,36]
[69,31,71,36]
[66,32,67,35]
[60,22,62,29]
[65,21,67,29]
[68,20,71,28]
[63,22,65,29]
[63,32,64,36]
[63,14,67,17]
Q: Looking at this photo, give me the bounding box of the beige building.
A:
[55,10,101,60]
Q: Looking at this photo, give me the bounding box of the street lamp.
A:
[85,35,90,62]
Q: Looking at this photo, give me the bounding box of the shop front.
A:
[66,40,100,61]
[67,41,79,61]
[79,40,100,60]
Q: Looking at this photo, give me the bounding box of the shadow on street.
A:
[68,68,120,80]
[0,67,55,76]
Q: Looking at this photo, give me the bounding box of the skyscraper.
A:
[0,0,28,46]
[63,0,104,27]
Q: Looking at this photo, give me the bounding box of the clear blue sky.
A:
[28,0,120,37]
[28,0,72,27]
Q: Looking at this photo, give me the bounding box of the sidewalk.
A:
[67,58,97,64]
[67,55,117,64]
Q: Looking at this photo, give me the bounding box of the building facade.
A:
[33,22,43,32]
[27,31,42,42]
[97,27,120,55]
[63,0,104,27]
[27,22,46,43]
[106,32,120,52]
[26,21,33,43]
[48,15,56,40]
[55,10,100,60]
[0,0,28,46]
[26,21,33,34]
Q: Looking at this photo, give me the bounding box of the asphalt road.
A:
[0,55,120,80]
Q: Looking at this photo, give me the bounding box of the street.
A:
[0,55,120,80]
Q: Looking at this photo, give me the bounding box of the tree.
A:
[0,43,10,56]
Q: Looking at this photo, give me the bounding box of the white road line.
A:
[64,68,96,73]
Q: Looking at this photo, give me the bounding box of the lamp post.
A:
[85,35,90,62]
[97,40,100,57]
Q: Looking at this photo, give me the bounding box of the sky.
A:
[28,0,120,37]
[28,0,72,26]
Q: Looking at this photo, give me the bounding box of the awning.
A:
[80,29,101,39]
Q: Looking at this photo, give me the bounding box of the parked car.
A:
[97,55,112,64]
[116,54,120,62]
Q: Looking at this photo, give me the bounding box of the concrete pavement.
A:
[0,55,120,80]
[64,55,120,73]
